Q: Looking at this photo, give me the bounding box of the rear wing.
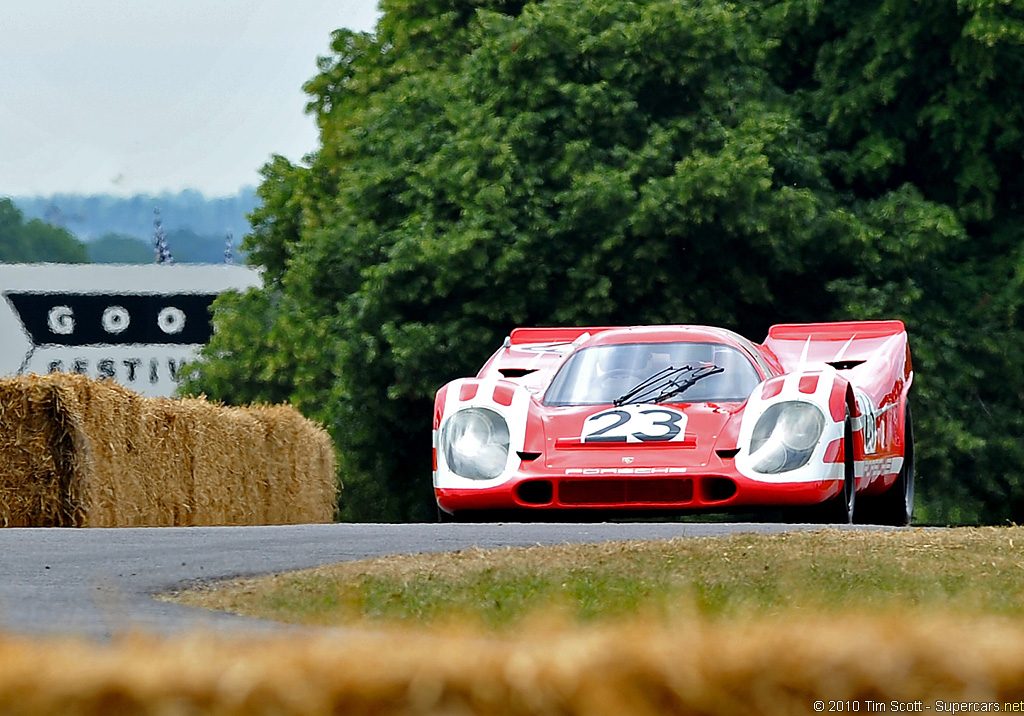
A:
[763,320,909,373]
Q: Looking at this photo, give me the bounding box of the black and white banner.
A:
[0,264,261,397]
[5,293,217,347]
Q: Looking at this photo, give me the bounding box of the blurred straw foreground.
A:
[0,374,336,526]
[1,614,1023,715]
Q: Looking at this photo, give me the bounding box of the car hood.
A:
[540,402,741,471]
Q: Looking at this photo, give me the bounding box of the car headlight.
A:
[440,407,510,480]
[749,402,825,474]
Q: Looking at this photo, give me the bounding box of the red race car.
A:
[432,321,914,524]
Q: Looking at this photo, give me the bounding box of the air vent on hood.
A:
[826,360,865,370]
[499,368,538,378]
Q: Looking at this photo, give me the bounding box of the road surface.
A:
[1,521,867,640]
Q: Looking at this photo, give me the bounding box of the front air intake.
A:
[516,480,554,505]
[558,479,694,505]
[700,477,738,502]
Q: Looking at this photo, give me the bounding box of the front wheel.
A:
[855,404,915,526]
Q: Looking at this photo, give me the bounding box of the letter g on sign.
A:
[47,305,75,335]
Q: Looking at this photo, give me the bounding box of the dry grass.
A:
[0,374,337,526]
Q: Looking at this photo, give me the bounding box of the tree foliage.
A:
[0,199,88,263]
[185,0,1024,524]
[762,0,1024,523]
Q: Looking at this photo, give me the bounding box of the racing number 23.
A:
[581,406,687,443]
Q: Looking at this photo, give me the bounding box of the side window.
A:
[731,335,773,378]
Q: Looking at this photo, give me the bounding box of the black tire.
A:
[818,416,856,524]
[855,405,915,526]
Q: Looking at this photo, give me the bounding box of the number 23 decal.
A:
[581,406,688,443]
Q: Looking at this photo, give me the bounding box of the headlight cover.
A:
[440,407,510,480]
[749,402,825,474]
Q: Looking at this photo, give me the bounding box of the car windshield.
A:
[542,342,761,406]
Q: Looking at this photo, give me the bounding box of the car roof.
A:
[476,324,781,390]
[582,325,753,348]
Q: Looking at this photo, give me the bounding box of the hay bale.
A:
[0,374,336,527]
[251,404,338,525]
[192,400,272,526]
[0,375,91,526]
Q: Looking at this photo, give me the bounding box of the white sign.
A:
[0,263,261,397]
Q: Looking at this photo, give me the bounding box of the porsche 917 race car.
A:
[432,321,914,524]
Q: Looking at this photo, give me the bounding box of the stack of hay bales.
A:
[0,374,336,527]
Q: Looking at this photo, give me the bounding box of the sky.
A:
[0,1,382,199]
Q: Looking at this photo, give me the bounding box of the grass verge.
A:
[164,526,1024,631]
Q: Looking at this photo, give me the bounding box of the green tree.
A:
[188,0,859,520]
[0,198,88,263]
[759,0,1024,523]
[186,0,1020,524]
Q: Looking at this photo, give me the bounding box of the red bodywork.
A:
[433,322,913,519]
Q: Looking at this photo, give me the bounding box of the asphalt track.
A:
[1,521,872,640]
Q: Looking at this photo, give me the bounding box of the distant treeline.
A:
[12,189,259,241]
[4,189,258,264]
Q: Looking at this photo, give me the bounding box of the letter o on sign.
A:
[157,306,186,335]
[102,306,131,334]
[47,305,75,335]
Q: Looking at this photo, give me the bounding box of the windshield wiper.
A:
[613,365,687,406]
[649,364,723,404]
[614,363,723,406]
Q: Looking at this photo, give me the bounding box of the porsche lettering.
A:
[565,467,688,475]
